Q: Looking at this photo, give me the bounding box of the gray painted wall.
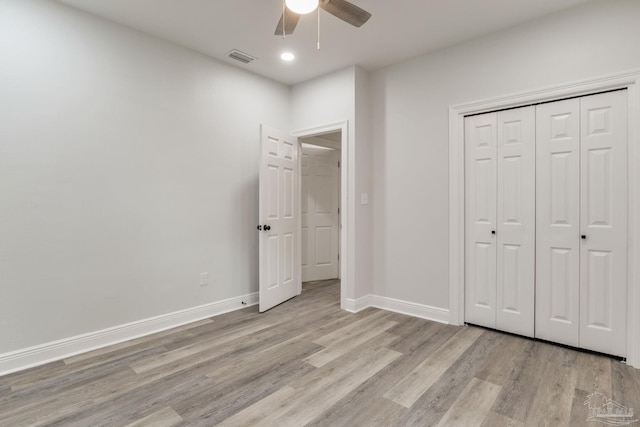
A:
[371,0,640,309]
[0,0,290,353]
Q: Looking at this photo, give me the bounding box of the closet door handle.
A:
[581,234,587,240]
[491,230,496,235]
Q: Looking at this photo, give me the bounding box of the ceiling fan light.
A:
[281,52,295,61]
[285,0,319,15]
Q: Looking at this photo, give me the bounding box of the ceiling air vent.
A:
[227,49,257,64]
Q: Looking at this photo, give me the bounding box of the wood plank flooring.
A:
[1,279,639,426]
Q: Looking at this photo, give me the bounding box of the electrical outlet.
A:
[200,272,208,286]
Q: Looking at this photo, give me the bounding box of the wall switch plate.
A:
[200,272,208,286]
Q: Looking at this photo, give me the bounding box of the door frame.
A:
[292,121,350,310]
[449,70,640,368]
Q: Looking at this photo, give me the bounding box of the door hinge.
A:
[338,208,340,214]
[338,161,340,168]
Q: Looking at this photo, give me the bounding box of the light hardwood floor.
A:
[1,280,639,426]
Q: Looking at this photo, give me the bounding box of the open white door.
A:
[259,126,301,312]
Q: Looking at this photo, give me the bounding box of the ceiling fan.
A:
[275,0,372,36]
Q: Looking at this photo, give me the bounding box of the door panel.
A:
[496,106,535,337]
[266,235,279,289]
[535,98,581,347]
[259,126,300,312]
[315,227,332,264]
[473,242,493,308]
[283,167,294,218]
[549,247,573,323]
[550,152,573,224]
[579,90,627,356]
[301,146,339,282]
[465,113,497,329]
[267,165,279,219]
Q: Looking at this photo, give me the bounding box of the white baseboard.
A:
[344,294,450,324]
[0,292,258,376]
[371,295,450,324]
[344,295,373,313]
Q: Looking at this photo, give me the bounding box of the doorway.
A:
[300,132,342,287]
[291,121,350,310]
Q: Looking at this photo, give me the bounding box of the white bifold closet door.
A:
[465,106,536,337]
[535,98,581,347]
[536,90,628,356]
[465,113,497,329]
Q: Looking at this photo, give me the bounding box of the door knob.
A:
[581,235,587,240]
[264,225,271,231]
[257,225,262,231]
[491,230,496,235]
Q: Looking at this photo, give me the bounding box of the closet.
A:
[464,90,628,357]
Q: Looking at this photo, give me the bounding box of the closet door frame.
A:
[449,71,640,369]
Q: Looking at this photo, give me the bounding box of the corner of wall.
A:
[354,66,374,300]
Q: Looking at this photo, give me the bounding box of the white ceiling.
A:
[58,0,593,85]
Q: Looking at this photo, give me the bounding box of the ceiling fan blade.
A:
[274,8,301,36]
[320,0,372,28]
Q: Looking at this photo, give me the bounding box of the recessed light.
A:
[281,52,295,62]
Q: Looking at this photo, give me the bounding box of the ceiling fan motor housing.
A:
[275,0,372,36]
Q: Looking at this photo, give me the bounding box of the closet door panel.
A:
[465,113,497,329]
[579,90,628,356]
[535,99,580,347]
[496,106,535,337]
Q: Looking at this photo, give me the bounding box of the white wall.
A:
[371,0,640,309]
[0,0,290,354]
[291,66,373,301]
[354,67,373,299]
[291,67,355,132]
